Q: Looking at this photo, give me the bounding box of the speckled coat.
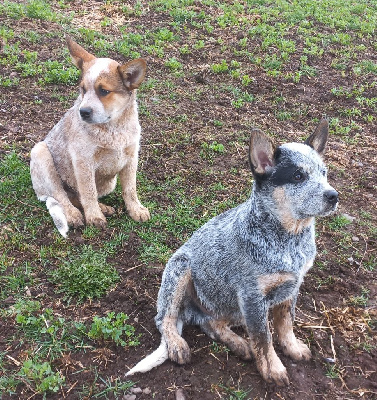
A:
[126,119,338,386]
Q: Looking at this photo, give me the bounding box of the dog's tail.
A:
[125,339,168,376]
[45,197,69,238]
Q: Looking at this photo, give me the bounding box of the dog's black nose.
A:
[79,107,93,120]
[324,190,338,205]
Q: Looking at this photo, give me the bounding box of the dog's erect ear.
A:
[305,118,329,156]
[249,129,276,175]
[118,59,147,90]
[66,36,95,70]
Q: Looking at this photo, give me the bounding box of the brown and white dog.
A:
[30,37,150,237]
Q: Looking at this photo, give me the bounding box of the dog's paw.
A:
[268,365,290,387]
[99,203,116,217]
[86,214,107,229]
[282,339,311,361]
[168,337,191,365]
[256,350,289,386]
[67,208,84,228]
[128,204,150,222]
[259,359,289,386]
[228,337,252,360]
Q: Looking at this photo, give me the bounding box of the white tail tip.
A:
[126,340,168,376]
[46,197,69,238]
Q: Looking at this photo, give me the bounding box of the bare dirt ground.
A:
[0,1,376,399]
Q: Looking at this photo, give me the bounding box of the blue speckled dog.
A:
[126,119,338,385]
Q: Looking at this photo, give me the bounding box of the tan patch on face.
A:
[258,272,295,296]
[95,63,125,90]
[273,187,313,234]
[95,62,137,117]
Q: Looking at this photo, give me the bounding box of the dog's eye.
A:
[99,88,110,96]
[322,169,327,176]
[81,86,86,95]
[293,170,305,182]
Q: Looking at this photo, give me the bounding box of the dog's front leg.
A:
[73,157,106,228]
[119,144,150,222]
[272,297,311,361]
[242,298,289,386]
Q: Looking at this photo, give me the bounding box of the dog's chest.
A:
[94,147,128,176]
[255,231,315,304]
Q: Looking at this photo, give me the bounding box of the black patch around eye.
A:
[269,154,305,186]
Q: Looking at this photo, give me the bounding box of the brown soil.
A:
[0,2,376,400]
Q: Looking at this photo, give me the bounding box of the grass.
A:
[325,365,340,379]
[85,312,140,347]
[1,296,138,397]
[1,0,377,397]
[18,360,65,397]
[0,0,62,21]
[218,384,251,400]
[348,287,370,307]
[326,215,352,231]
[91,377,134,399]
[49,245,120,302]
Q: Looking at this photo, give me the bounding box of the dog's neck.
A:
[250,186,314,235]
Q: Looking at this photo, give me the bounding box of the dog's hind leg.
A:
[160,284,191,364]
[201,319,252,360]
[30,142,84,236]
[272,298,311,361]
[126,254,191,376]
[156,254,192,365]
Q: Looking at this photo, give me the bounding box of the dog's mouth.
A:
[318,201,338,217]
[298,201,338,219]
[81,115,112,124]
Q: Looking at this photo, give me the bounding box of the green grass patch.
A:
[49,245,120,302]
[85,312,140,347]
[327,215,352,231]
[0,0,64,21]
[0,152,51,244]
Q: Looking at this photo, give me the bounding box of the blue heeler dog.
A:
[126,119,338,385]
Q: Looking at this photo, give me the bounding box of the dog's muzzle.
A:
[323,189,338,208]
[79,107,93,122]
